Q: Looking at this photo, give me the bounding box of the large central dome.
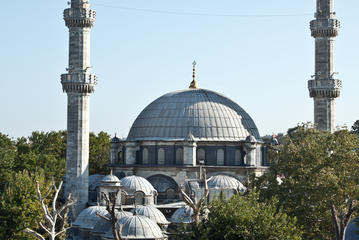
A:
[127,88,260,141]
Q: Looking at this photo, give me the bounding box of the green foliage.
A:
[0,130,111,239]
[0,170,50,240]
[254,124,359,240]
[181,191,302,240]
[89,131,111,175]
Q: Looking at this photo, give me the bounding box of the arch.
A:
[158,148,165,165]
[147,174,179,203]
[197,148,205,164]
[134,191,145,205]
[118,151,123,164]
[121,191,127,205]
[217,149,224,165]
[176,148,183,165]
[235,149,241,165]
[142,148,148,164]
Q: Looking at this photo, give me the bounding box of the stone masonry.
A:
[308,0,342,132]
[61,0,97,217]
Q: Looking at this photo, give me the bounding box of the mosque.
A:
[60,0,344,239]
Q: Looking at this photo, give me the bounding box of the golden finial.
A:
[189,60,199,89]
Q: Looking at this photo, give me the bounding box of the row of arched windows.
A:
[142,147,184,165]
[141,147,243,166]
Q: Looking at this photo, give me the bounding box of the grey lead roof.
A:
[127,88,260,141]
[103,215,164,239]
[131,205,170,225]
[121,175,156,195]
[207,175,246,192]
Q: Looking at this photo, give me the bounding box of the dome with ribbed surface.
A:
[91,210,132,234]
[127,88,260,141]
[131,205,169,225]
[73,206,108,229]
[121,175,156,195]
[207,175,246,193]
[170,205,193,224]
[103,215,164,239]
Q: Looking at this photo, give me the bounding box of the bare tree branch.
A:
[24,180,76,240]
[23,228,45,240]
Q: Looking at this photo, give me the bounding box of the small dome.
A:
[89,174,105,190]
[121,175,156,195]
[207,175,246,193]
[110,136,120,144]
[103,215,164,239]
[170,205,193,224]
[127,88,260,142]
[131,205,169,225]
[73,206,108,230]
[91,210,132,234]
[101,174,120,183]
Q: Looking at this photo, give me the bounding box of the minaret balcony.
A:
[64,8,96,28]
[61,73,97,93]
[308,79,342,98]
[310,19,340,37]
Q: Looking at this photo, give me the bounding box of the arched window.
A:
[135,191,145,205]
[121,191,127,205]
[118,151,123,164]
[197,148,205,164]
[235,149,241,165]
[158,148,165,165]
[142,148,148,164]
[176,148,183,165]
[217,149,224,165]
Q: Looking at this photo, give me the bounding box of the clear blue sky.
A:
[1,0,359,138]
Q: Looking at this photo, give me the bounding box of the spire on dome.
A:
[189,61,199,89]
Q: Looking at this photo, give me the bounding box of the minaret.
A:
[308,0,342,132]
[61,0,96,216]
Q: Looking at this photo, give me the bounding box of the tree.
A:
[96,190,123,240]
[0,171,49,240]
[187,191,302,240]
[23,179,75,240]
[254,124,359,240]
[89,131,111,175]
[179,169,209,226]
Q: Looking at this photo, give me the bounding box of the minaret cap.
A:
[189,61,199,89]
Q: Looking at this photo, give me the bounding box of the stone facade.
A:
[308,0,342,132]
[61,0,97,217]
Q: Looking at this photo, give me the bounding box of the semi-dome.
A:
[207,175,246,193]
[131,205,169,225]
[103,214,164,239]
[127,88,260,141]
[121,175,156,195]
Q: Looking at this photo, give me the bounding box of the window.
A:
[158,148,165,165]
[135,191,144,205]
[118,151,123,164]
[217,149,224,165]
[197,148,205,164]
[176,148,183,165]
[235,149,241,165]
[142,148,148,164]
